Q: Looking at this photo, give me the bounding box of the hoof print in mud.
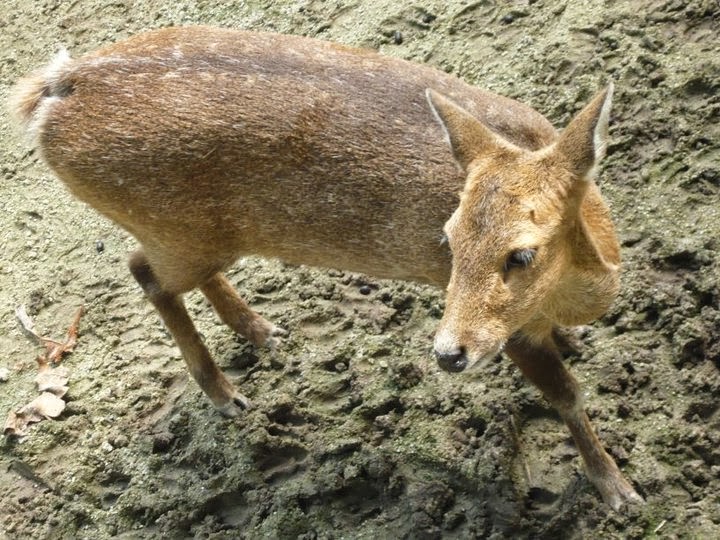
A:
[251,437,309,478]
[390,361,424,389]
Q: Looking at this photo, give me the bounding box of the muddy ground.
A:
[0,0,719,538]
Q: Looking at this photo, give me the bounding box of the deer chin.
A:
[465,339,506,371]
[434,323,508,373]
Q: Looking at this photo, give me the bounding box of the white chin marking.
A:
[433,327,461,356]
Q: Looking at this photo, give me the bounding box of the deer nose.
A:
[435,347,468,373]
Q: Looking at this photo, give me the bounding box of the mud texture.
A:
[1,1,719,538]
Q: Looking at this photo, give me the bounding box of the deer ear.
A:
[426,89,501,171]
[555,83,614,179]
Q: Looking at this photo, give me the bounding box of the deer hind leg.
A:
[200,273,286,347]
[505,334,644,510]
[128,250,250,417]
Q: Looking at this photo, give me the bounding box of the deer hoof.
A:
[595,472,644,511]
[216,392,252,417]
[264,325,288,349]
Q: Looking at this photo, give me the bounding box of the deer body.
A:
[19,28,557,289]
[11,26,641,509]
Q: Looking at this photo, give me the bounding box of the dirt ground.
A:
[1,0,719,538]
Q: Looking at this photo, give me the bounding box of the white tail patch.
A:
[45,47,72,83]
[9,47,73,144]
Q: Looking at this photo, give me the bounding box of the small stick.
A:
[16,305,84,365]
[15,305,42,343]
[45,306,84,364]
[509,415,533,487]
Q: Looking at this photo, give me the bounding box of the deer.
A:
[10,26,643,510]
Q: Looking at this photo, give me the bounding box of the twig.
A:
[8,460,53,492]
[509,415,533,487]
[16,305,84,366]
[15,305,42,344]
[45,306,83,364]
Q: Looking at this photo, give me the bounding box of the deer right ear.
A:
[555,83,614,180]
[426,89,500,171]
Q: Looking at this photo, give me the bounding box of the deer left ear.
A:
[555,83,614,179]
[426,89,502,171]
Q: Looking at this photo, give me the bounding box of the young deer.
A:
[10,26,642,509]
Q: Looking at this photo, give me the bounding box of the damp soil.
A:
[1,1,719,538]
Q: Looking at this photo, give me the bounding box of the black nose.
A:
[435,348,468,373]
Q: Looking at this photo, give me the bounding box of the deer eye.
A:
[503,248,537,272]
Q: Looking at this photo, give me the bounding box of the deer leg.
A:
[200,272,286,347]
[129,250,250,417]
[505,334,644,510]
[551,326,584,357]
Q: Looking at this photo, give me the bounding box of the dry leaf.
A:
[35,367,70,397]
[4,411,20,436]
[4,392,66,437]
[26,392,66,418]
[6,305,81,438]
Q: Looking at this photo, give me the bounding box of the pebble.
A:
[0,367,8,382]
[359,285,372,295]
[100,441,114,453]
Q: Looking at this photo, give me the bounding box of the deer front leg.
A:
[504,333,644,510]
[200,273,286,348]
[129,251,251,417]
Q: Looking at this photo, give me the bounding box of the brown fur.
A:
[10,26,640,509]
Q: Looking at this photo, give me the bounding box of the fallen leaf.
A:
[25,392,66,418]
[4,411,20,436]
[4,392,66,437]
[6,305,81,438]
[35,367,70,397]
